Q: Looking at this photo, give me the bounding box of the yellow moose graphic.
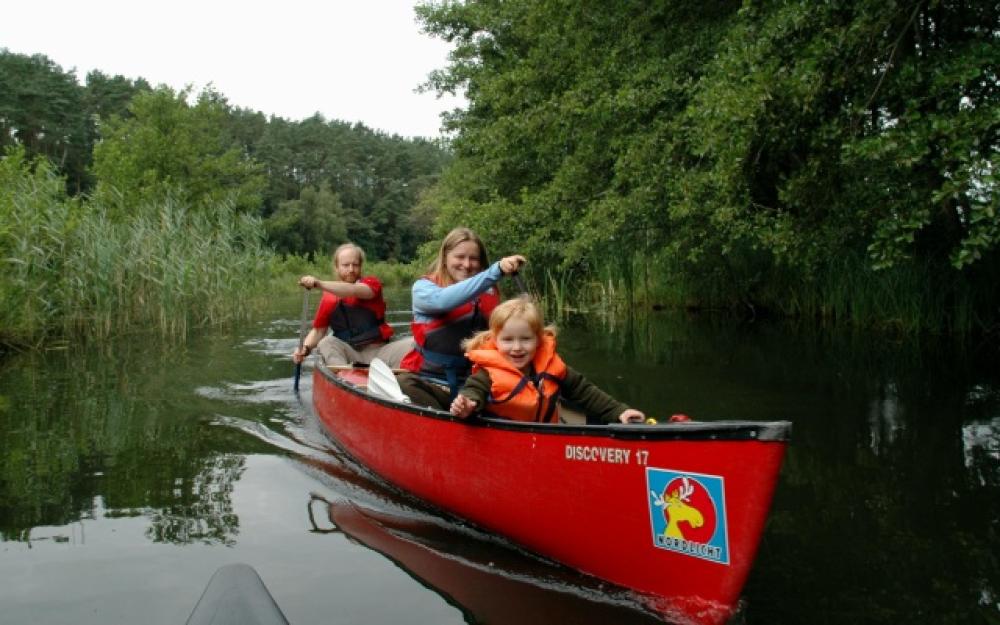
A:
[650,476,704,539]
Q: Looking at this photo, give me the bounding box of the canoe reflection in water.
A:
[307,494,665,625]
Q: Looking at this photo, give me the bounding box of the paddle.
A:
[367,357,410,403]
[511,271,529,295]
[293,289,310,392]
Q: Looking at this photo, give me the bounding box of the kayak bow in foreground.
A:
[186,563,289,625]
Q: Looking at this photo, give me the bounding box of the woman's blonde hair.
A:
[427,227,489,286]
[332,242,365,273]
[463,296,556,351]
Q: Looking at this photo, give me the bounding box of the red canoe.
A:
[312,365,790,625]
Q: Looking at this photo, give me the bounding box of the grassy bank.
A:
[534,248,999,337]
[1,150,272,350]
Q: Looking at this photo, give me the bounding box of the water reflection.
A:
[305,493,663,625]
[144,454,244,546]
[963,418,1000,483]
[867,381,903,454]
[0,321,298,545]
[2,298,998,624]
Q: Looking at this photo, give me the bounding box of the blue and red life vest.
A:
[401,278,499,394]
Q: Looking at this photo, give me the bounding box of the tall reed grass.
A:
[737,250,997,335]
[1,148,272,348]
[531,242,996,335]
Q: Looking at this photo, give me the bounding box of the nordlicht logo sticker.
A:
[647,468,729,565]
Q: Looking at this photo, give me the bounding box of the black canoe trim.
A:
[317,364,791,443]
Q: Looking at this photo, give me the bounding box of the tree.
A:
[91,86,265,217]
[83,70,151,123]
[250,113,451,258]
[416,0,1000,327]
[0,49,90,192]
[264,184,349,256]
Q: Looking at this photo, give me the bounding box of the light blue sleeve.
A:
[412,262,504,319]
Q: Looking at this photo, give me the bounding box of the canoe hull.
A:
[313,366,789,625]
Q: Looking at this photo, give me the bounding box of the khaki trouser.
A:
[395,372,452,411]
[316,335,414,368]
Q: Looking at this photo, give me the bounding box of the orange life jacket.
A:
[466,333,567,423]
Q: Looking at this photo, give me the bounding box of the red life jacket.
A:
[329,299,387,347]
[400,277,499,391]
[314,277,392,348]
[466,333,567,423]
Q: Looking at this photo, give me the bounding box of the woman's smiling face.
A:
[445,240,482,283]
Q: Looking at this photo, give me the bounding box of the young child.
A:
[450,297,646,424]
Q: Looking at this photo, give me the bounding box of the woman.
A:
[293,243,413,367]
[398,227,526,409]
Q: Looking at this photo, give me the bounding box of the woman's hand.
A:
[618,409,645,424]
[498,255,527,275]
[450,395,479,418]
[299,275,320,289]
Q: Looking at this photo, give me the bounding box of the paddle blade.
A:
[367,358,410,403]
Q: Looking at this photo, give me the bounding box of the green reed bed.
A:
[63,199,271,338]
[1,151,77,345]
[759,252,993,334]
[1,149,272,348]
[535,253,689,322]
[534,246,995,336]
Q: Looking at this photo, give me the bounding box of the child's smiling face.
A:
[496,317,538,372]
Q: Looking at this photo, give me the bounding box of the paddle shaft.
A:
[293,289,310,391]
[511,271,528,295]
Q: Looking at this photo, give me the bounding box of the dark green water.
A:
[1,292,997,625]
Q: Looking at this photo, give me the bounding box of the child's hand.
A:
[618,409,645,424]
[450,395,479,418]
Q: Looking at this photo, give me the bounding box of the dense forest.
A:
[0,49,451,260]
[0,48,450,347]
[416,0,999,333]
[3,0,999,346]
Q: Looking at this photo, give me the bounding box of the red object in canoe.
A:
[312,365,790,625]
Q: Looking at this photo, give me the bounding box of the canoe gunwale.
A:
[316,363,791,443]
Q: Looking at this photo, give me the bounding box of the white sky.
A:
[1,0,465,138]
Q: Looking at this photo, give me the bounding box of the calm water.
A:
[1,291,998,625]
